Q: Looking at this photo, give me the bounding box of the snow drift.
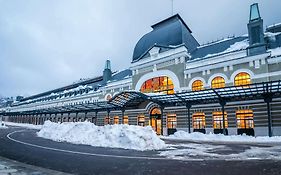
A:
[0,121,7,129]
[167,131,281,143]
[37,121,166,151]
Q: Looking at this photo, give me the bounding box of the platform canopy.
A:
[2,80,281,115]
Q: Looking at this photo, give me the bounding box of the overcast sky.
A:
[0,0,281,97]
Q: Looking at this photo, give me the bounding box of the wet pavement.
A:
[0,127,281,175]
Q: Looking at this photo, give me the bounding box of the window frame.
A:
[192,80,204,91]
[211,76,225,89]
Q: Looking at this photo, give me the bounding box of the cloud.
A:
[0,0,281,97]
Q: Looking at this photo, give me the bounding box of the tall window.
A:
[104,116,110,125]
[138,115,145,126]
[113,116,119,124]
[213,111,228,129]
[234,72,251,86]
[123,116,129,124]
[236,109,254,129]
[211,77,225,89]
[167,114,177,129]
[192,112,206,129]
[192,80,204,91]
[140,76,174,94]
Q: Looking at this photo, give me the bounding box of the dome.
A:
[132,14,199,63]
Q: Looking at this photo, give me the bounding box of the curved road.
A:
[0,127,281,175]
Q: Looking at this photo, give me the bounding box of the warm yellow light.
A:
[192,112,206,129]
[236,109,254,129]
[212,111,228,129]
[211,77,225,89]
[192,80,204,91]
[234,72,251,86]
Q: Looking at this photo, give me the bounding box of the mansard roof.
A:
[132,14,199,63]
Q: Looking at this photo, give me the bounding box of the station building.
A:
[1,3,281,136]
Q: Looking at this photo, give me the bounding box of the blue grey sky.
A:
[0,0,281,97]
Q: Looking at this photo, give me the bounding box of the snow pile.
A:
[37,121,166,151]
[167,131,281,143]
[5,122,42,130]
[204,40,249,58]
[0,121,7,129]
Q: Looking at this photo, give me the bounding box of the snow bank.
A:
[5,122,42,130]
[166,131,281,143]
[37,121,166,151]
[0,121,7,129]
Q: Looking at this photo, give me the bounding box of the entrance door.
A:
[150,108,162,135]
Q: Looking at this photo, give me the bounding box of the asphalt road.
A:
[0,127,281,175]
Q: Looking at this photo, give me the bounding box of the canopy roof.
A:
[2,80,281,115]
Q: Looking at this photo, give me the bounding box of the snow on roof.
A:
[267,22,281,29]
[269,47,281,57]
[197,37,234,49]
[265,32,281,42]
[204,39,249,58]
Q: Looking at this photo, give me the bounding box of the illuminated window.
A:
[150,108,162,134]
[167,114,177,129]
[138,115,145,126]
[123,116,129,124]
[104,116,110,125]
[236,109,254,129]
[192,112,206,129]
[213,111,228,129]
[192,80,204,91]
[211,77,225,89]
[234,72,251,86]
[140,76,174,94]
[113,116,119,124]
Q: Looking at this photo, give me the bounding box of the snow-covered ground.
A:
[160,132,281,161]
[160,142,281,161]
[4,122,42,130]
[165,131,281,143]
[37,121,166,151]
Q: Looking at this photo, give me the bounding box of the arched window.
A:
[192,80,204,91]
[213,111,228,129]
[192,112,206,129]
[123,116,129,124]
[236,109,254,129]
[211,77,225,89]
[138,115,145,126]
[113,116,119,124]
[140,76,174,94]
[234,72,251,86]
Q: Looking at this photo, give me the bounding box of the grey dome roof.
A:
[132,14,199,63]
